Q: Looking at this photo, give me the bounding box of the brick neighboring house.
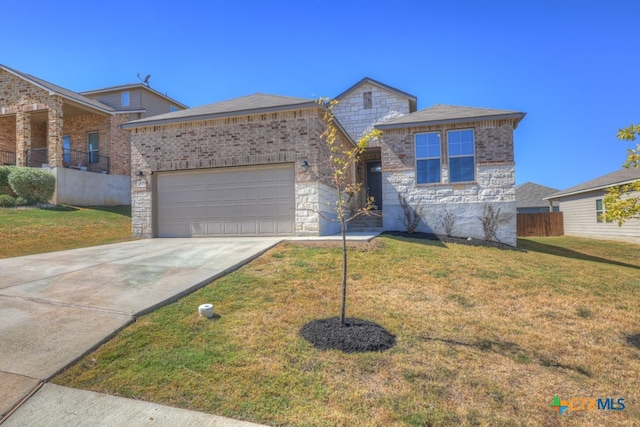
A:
[123,77,525,245]
[0,64,186,205]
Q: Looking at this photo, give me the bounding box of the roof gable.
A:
[122,93,318,128]
[0,64,114,114]
[334,77,417,111]
[376,104,526,129]
[81,83,188,109]
[546,168,640,200]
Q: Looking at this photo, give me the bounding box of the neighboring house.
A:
[545,168,640,242]
[516,182,559,213]
[0,64,186,205]
[123,77,525,246]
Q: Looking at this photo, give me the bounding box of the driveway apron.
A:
[0,237,281,423]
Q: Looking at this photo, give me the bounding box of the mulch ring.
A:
[300,317,396,353]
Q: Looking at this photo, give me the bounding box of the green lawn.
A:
[0,205,134,258]
[53,235,640,426]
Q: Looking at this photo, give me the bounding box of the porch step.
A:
[347,213,383,232]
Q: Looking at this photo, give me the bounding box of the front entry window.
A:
[88,132,99,163]
[63,135,71,165]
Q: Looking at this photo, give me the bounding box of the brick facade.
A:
[129,107,347,237]
[0,68,131,176]
[126,77,522,242]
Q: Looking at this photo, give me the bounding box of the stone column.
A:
[47,97,64,168]
[15,110,30,166]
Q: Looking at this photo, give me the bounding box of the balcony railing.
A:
[1,150,16,166]
[25,148,110,174]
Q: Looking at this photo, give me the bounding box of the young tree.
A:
[317,98,381,326]
[602,124,640,225]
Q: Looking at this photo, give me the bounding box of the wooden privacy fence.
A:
[517,212,564,237]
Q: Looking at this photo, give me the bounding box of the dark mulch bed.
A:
[383,231,524,251]
[300,317,396,353]
[627,334,640,349]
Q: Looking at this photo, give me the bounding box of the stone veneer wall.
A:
[129,107,341,237]
[383,166,517,246]
[333,82,411,142]
[295,182,340,235]
[0,69,64,167]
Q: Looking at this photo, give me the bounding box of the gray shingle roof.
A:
[0,64,115,114]
[546,168,640,200]
[122,93,317,128]
[516,182,559,208]
[375,104,526,129]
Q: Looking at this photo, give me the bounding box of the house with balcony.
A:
[0,64,186,205]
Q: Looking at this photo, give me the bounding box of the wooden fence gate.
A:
[517,212,564,237]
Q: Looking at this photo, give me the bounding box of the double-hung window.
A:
[121,91,130,107]
[448,129,475,182]
[88,131,99,164]
[415,132,441,184]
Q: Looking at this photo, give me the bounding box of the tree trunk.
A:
[340,217,347,327]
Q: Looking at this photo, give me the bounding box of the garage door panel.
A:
[157,164,295,237]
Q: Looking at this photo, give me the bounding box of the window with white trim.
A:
[447,129,475,182]
[415,132,441,184]
[121,91,130,107]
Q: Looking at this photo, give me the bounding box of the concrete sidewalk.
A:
[0,237,280,426]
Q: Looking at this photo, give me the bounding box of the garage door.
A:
[157,164,295,237]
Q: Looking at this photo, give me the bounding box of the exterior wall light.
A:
[300,160,309,172]
[136,170,144,177]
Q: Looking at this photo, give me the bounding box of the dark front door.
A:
[367,161,382,210]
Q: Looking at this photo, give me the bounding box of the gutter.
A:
[375,112,526,130]
[543,179,640,200]
[120,101,320,129]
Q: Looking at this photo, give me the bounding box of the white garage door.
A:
[157,164,295,237]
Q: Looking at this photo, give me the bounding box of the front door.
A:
[367,161,382,210]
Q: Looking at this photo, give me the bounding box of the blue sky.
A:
[3,0,639,190]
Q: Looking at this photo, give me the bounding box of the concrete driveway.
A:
[0,237,281,424]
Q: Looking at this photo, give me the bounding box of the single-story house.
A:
[123,77,525,246]
[545,168,640,242]
[0,64,186,205]
[516,182,559,213]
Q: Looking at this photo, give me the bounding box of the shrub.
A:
[8,167,55,203]
[398,194,424,234]
[0,166,16,196]
[15,196,33,206]
[439,208,456,237]
[478,204,502,241]
[0,194,16,207]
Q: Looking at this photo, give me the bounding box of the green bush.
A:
[8,167,55,203]
[0,166,16,196]
[0,194,16,207]
[15,196,33,206]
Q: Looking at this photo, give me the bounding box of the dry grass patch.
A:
[54,236,640,426]
[0,205,134,258]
